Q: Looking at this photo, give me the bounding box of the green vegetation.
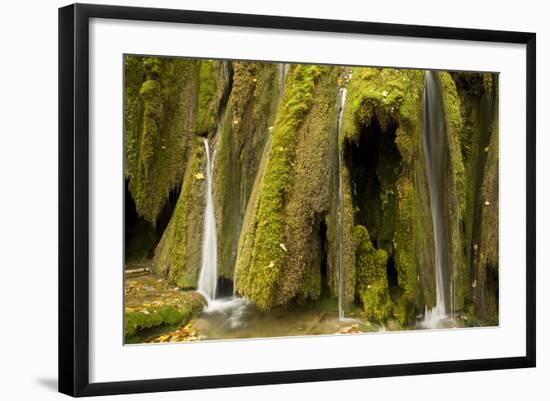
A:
[153,139,206,288]
[124,275,206,338]
[124,56,200,225]
[234,65,325,310]
[124,56,499,338]
[355,225,392,322]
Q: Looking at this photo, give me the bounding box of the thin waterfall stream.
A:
[336,87,347,321]
[421,70,453,328]
[197,138,218,300]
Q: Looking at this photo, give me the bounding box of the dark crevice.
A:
[124,179,180,262]
[125,179,156,261]
[216,277,234,298]
[215,62,234,132]
[318,218,330,297]
[344,117,401,252]
[156,185,180,235]
[386,256,398,288]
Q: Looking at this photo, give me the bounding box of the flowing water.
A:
[336,87,347,321]
[421,71,453,328]
[191,301,370,341]
[197,138,218,300]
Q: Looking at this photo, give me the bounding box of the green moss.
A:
[274,67,341,305]
[342,68,423,153]
[438,72,468,311]
[124,56,200,225]
[393,177,421,323]
[354,225,392,322]
[439,72,466,215]
[124,57,145,178]
[234,65,324,310]
[341,67,428,324]
[124,291,205,337]
[153,139,207,288]
[448,71,499,319]
[213,62,280,281]
[194,61,220,136]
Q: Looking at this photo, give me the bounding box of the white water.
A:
[197,138,218,300]
[278,63,289,104]
[421,71,451,329]
[336,87,347,321]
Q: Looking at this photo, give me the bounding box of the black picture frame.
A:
[58,3,536,397]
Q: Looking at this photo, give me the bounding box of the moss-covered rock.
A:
[194,60,229,137]
[153,139,207,288]
[341,67,433,324]
[438,72,468,312]
[451,72,499,322]
[234,64,334,310]
[124,57,498,325]
[124,56,201,225]
[214,62,281,281]
[355,225,392,322]
[124,291,205,337]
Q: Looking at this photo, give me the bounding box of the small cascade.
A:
[421,70,453,328]
[277,63,289,104]
[197,138,218,300]
[336,87,347,321]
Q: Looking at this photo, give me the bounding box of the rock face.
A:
[124,56,499,325]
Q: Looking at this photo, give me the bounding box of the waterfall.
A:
[336,87,347,321]
[278,63,289,104]
[197,138,218,300]
[421,70,452,328]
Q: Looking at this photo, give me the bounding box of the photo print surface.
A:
[123,56,499,344]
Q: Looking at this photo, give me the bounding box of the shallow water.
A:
[190,297,372,341]
[125,272,472,344]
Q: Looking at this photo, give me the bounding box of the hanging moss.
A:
[234,65,326,310]
[125,58,498,328]
[213,62,280,281]
[341,67,432,324]
[124,56,200,225]
[450,72,499,321]
[354,225,392,322]
[153,139,207,288]
[275,67,341,305]
[437,72,468,312]
[194,60,228,136]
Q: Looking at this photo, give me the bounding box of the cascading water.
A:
[421,70,453,328]
[197,138,218,300]
[336,87,347,321]
[278,63,289,104]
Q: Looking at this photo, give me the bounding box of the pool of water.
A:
[189,297,377,341]
[125,272,469,344]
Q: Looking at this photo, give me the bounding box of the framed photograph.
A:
[58,3,536,397]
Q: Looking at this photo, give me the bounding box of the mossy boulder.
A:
[124,291,205,337]
[234,65,341,310]
[355,225,392,322]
